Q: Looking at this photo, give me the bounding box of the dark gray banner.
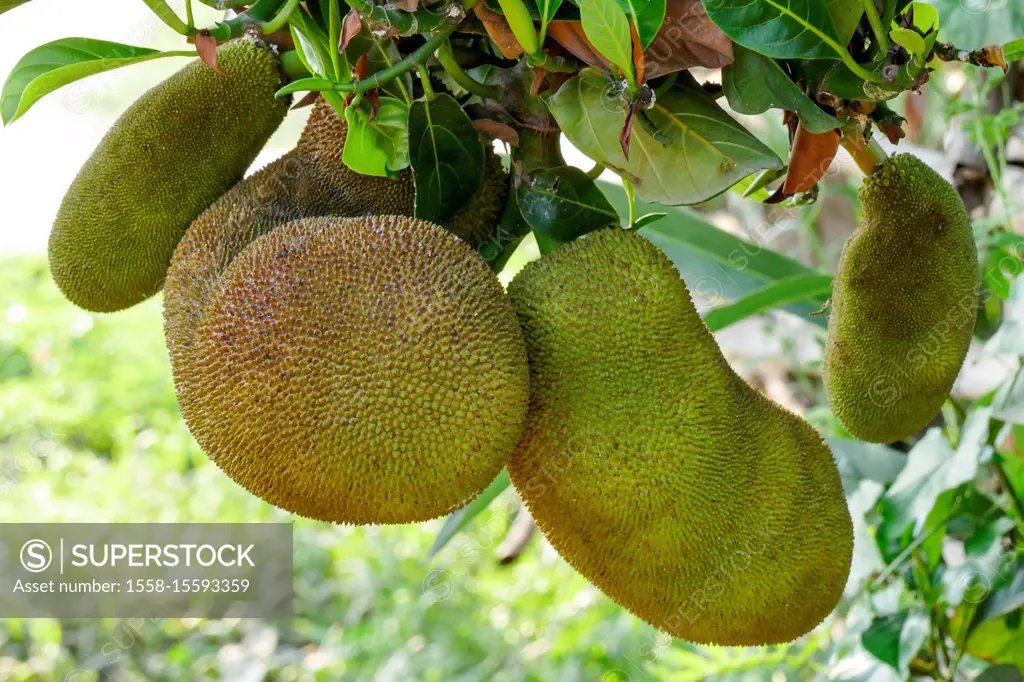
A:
[0,523,293,617]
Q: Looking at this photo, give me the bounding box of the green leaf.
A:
[343,97,410,178]
[928,0,1024,49]
[1,39,193,125]
[290,23,329,77]
[890,27,927,61]
[276,77,337,97]
[877,418,987,557]
[723,45,841,134]
[615,0,667,48]
[702,274,832,331]
[546,70,782,206]
[976,665,1024,682]
[538,0,565,28]
[862,613,906,668]
[0,0,31,16]
[426,469,511,561]
[599,185,830,320]
[700,0,845,60]
[911,1,938,31]
[827,438,907,493]
[828,0,863,44]
[580,0,635,80]
[408,93,484,223]
[139,0,190,34]
[1005,37,1024,62]
[517,166,619,245]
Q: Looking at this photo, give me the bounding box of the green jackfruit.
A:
[824,154,978,443]
[48,37,289,313]
[177,215,529,524]
[508,228,852,645]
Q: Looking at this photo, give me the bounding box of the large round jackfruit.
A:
[179,215,529,524]
[824,154,978,443]
[295,98,509,248]
[48,37,289,313]
[507,229,852,646]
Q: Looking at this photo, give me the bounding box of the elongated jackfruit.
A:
[179,215,529,524]
[507,229,852,646]
[48,37,289,313]
[824,154,978,443]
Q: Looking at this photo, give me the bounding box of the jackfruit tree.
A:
[3,0,1021,656]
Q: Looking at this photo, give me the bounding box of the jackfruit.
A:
[165,97,508,385]
[294,97,508,248]
[48,37,289,313]
[824,154,978,443]
[177,215,529,524]
[507,228,852,646]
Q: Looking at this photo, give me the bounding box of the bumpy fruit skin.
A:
[508,229,852,646]
[178,215,529,524]
[295,98,508,248]
[824,154,978,443]
[48,38,289,313]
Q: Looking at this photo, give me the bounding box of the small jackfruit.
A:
[177,215,529,524]
[294,98,508,248]
[824,154,978,443]
[507,229,852,646]
[48,37,289,313]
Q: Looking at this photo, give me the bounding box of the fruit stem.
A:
[840,132,888,175]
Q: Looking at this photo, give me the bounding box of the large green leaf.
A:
[702,274,833,331]
[701,0,844,60]
[0,0,31,16]
[2,38,193,125]
[546,70,782,205]
[408,93,484,223]
[580,0,635,79]
[723,45,841,134]
[616,0,667,48]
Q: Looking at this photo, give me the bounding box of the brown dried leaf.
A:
[475,119,520,146]
[782,123,840,195]
[474,3,525,59]
[644,0,733,78]
[620,100,637,158]
[547,21,611,72]
[393,0,419,10]
[195,31,227,75]
[340,10,363,52]
[630,21,646,83]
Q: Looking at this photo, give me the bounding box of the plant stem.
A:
[418,64,436,99]
[185,0,195,30]
[436,40,501,99]
[263,0,301,33]
[329,26,460,95]
[861,0,890,51]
